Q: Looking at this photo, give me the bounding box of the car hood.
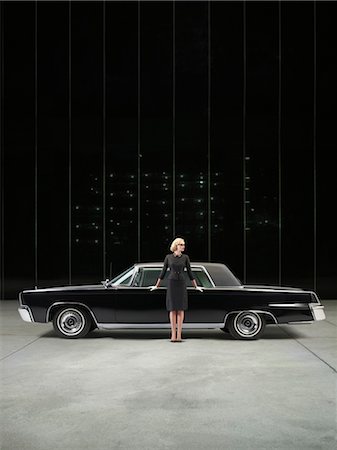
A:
[22,284,105,293]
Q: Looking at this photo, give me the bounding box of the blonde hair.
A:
[170,237,185,252]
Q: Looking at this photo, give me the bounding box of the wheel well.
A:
[224,310,277,327]
[47,303,97,326]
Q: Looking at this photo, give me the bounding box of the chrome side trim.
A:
[18,307,34,323]
[268,303,308,308]
[242,288,310,293]
[224,310,278,326]
[46,302,98,326]
[286,321,315,324]
[97,323,225,330]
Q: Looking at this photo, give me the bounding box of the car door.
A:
[185,287,230,323]
[114,268,168,323]
[184,268,228,323]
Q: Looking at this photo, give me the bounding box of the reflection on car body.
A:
[18,262,326,340]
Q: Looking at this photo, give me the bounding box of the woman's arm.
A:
[186,255,198,288]
[155,255,169,287]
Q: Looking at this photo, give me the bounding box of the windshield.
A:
[108,266,134,286]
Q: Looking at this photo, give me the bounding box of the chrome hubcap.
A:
[234,312,261,337]
[57,309,85,336]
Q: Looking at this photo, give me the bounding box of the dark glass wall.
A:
[281,2,315,291]
[316,1,337,298]
[71,2,103,284]
[1,1,336,299]
[246,2,279,285]
[140,2,173,261]
[106,1,138,276]
[2,3,36,294]
[211,2,243,280]
[175,2,209,261]
[37,3,69,288]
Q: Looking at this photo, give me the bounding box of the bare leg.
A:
[169,311,177,341]
[177,310,184,341]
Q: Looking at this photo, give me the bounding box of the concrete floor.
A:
[0,300,336,450]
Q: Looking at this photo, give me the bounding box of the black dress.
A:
[158,254,195,312]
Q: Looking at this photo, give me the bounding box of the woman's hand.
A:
[195,286,203,292]
[149,286,158,291]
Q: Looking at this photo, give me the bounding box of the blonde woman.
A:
[151,237,202,342]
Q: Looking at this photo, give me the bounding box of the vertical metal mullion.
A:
[207,1,211,261]
[68,2,72,284]
[172,1,176,238]
[103,2,106,278]
[243,1,247,284]
[278,1,282,286]
[137,1,141,261]
[34,1,38,288]
[313,0,317,291]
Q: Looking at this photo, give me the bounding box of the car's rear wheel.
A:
[53,307,92,339]
[227,311,265,340]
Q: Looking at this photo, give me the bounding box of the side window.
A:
[184,269,213,288]
[134,268,169,287]
[142,269,161,287]
[193,270,213,288]
[132,267,213,288]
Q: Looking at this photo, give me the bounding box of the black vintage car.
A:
[18,262,326,340]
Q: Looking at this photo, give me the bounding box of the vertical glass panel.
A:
[175,2,208,261]
[71,3,103,284]
[140,2,173,261]
[316,2,337,298]
[211,2,243,279]
[246,2,279,285]
[0,2,2,298]
[37,3,69,288]
[3,3,35,296]
[106,2,138,278]
[281,3,314,290]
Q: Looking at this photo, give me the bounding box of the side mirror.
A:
[101,279,109,288]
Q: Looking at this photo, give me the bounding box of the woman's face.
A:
[177,241,185,252]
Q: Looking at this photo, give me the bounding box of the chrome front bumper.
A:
[18,307,34,323]
[309,303,326,321]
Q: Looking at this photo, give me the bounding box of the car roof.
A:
[134,262,242,286]
[134,262,227,268]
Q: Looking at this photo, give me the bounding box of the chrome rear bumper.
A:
[18,307,34,323]
[309,303,326,321]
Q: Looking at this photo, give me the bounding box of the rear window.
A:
[209,265,241,286]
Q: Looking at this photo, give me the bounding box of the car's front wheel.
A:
[227,311,265,340]
[53,307,92,339]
